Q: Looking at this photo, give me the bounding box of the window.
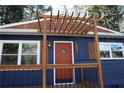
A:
[111,44,123,58]
[99,43,110,58]
[21,43,37,64]
[0,41,40,65]
[99,42,124,59]
[1,43,19,65]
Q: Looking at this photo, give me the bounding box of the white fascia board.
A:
[97,26,122,34]
[0,19,44,29]
[0,29,38,32]
[88,32,124,36]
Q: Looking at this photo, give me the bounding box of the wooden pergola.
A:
[36,10,104,88]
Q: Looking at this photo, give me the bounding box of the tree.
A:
[88,5,124,32]
[0,5,52,25]
[0,5,25,25]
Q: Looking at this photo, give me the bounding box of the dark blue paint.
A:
[83,68,98,85]
[0,70,42,87]
[101,60,124,87]
[0,35,42,40]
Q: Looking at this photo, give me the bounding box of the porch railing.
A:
[0,63,100,88]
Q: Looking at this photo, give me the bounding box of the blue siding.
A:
[1,34,124,87]
[101,60,124,87]
[0,70,42,87]
[0,35,42,40]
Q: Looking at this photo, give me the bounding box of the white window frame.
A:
[99,42,124,60]
[0,40,40,65]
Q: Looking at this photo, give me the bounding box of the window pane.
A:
[1,55,17,65]
[111,44,123,51]
[99,43,109,51]
[2,43,19,54]
[112,51,123,58]
[100,51,110,58]
[22,43,37,54]
[21,55,37,64]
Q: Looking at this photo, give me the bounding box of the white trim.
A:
[0,29,38,32]
[37,42,40,65]
[101,58,124,60]
[0,19,43,29]
[0,40,40,65]
[88,32,124,36]
[0,42,3,65]
[97,26,122,34]
[99,42,124,60]
[18,42,22,65]
[53,41,75,85]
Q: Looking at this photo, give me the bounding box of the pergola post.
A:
[42,17,47,88]
[93,19,104,88]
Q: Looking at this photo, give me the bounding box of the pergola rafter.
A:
[63,12,74,33]
[67,12,80,33]
[71,13,87,34]
[58,11,67,33]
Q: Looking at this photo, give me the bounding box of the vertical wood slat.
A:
[42,16,47,88]
[93,19,104,88]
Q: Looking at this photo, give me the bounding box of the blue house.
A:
[0,12,124,88]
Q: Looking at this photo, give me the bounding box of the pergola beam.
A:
[36,9,42,32]
[42,16,47,88]
[93,18,104,88]
[49,10,52,33]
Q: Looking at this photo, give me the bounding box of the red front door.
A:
[55,42,74,83]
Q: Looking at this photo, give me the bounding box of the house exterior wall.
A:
[0,34,124,87]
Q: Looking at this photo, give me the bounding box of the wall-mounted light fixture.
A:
[48,41,52,47]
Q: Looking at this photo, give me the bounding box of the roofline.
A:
[0,19,122,35]
[1,31,124,37]
[0,19,43,29]
[97,26,122,34]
